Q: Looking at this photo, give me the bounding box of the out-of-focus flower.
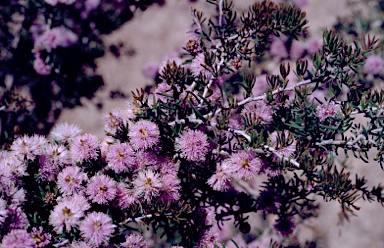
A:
[79,212,115,246]
[190,53,213,79]
[364,55,384,75]
[121,233,148,248]
[50,122,82,144]
[1,229,35,248]
[241,100,274,124]
[70,133,100,163]
[175,129,209,162]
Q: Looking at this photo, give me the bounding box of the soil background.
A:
[57,0,384,247]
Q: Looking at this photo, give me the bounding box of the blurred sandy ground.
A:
[58,0,384,247]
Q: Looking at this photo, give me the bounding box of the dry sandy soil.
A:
[58,0,384,247]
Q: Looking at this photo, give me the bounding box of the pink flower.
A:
[49,195,90,233]
[106,143,135,173]
[79,212,115,246]
[43,143,70,166]
[154,82,173,102]
[190,53,213,79]
[115,182,136,209]
[269,130,297,159]
[121,233,148,248]
[34,27,77,51]
[50,122,82,144]
[207,162,233,191]
[159,174,180,202]
[142,62,160,79]
[270,38,288,58]
[315,102,341,121]
[290,40,305,59]
[38,155,59,182]
[66,241,90,248]
[11,135,47,160]
[71,133,100,163]
[184,37,201,53]
[134,151,160,171]
[58,0,76,4]
[104,109,126,134]
[364,55,384,75]
[133,170,162,201]
[86,174,117,204]
[241,100,274,124]
[0,199,8,225]
[175,129,209,161]
[33,57,51,75]
[7,206,28,230]
[31,227,52,248]
[228,150,262,179]
[306,37,322,54]
[57,166,88,195]
[1,229,35,248]
[128,120,160,150]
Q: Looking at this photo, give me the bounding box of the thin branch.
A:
[263,145,300,167]
[237,79,313,106]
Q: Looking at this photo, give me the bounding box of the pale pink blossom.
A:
[1,229,35,248]
[11,135,47,160]
[79,212,115,246]
[207,162,233,191]
[133,170,162,201]
[86,174,117,204]
[104,109,127,134]
[154,82,173,102]
[269,130,297,160]
[121,233,148,248]
[0,199,8,225]
[315,102,341,121]
[106,143,135,173]
[31,227,52,248]
[50,122,82,144]
[33,57,51,75]
[241,100,274,124]
[364,55,384,75]
[49,195,90,233]
[270,38,288,58]
[175,129,209,161]
[159,174,180,202]
[128,120,160,150]
[228,150,262,179]
[57,166,88,195]
[71,133,100,163]
[115,182,136,209]
[44,0,59,6]
[190,53,213,79]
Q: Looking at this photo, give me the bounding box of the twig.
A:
[263,145,300,167]
[237,79,313,106]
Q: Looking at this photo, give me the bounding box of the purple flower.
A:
[1,229,35,248]
[175,129,209,162]
[70,133,100,163]
[34,27,77,51]
[49,195,90,233]
[44,0,58,5]
[184,37,201,53]
[121,233,148,248]
[7,206,29,230]
[207,162,233,191]
[133,170,162,202]
[33,57,51,75]
[315,102,341,121]
[104,108,127,134]
[134,151,160,171]
[11,135,47,161]
[31,227,52,248]
[106,143,135,173]
[270,38,288,58]
[42,143,70,166]
[190,53,212,79]
[241,100,274,124]
[269,131,297,160]
[38,155,59,182]
[0,198,8,225]
[154,82,173,102]
[79,212,115,246]
[159,174,180,202]
[306,37,322,54]
[115,182,136,209]
[49,122,82,144]
[86,174,117,204]
[57,166,88,196]
[228,150,262,179]
[142,62,160,79]
[364,55,384,75]
[128,120,160,150]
